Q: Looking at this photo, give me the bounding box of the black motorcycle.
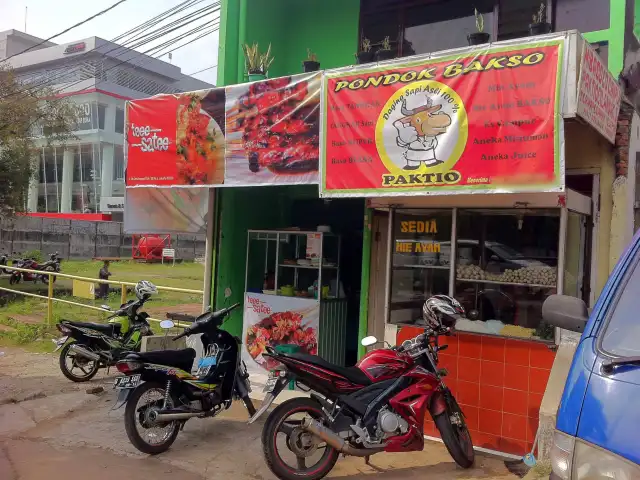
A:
[114,303,254,455]
[39,252,61,285]
[54,293,154,382]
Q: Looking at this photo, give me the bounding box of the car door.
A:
[577,253,640,466]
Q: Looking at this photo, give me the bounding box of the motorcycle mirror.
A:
[101,305,112,311]
[160,320,175,330]
[361,336,378,347]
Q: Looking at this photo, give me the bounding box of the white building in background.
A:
[1,30,213,221]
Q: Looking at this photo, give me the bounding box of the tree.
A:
[0,65,78,214]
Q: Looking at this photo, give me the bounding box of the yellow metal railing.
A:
[0,264,202,328]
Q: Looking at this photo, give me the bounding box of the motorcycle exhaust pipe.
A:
[152,411,203,422]
[68,344,101,362]
[302,418,383,457]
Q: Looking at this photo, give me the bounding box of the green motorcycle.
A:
[54,280,157,382]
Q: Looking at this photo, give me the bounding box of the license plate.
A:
[114,374,141,389]
[263,377,278,393]
[196,356,217,377]
[52,336,68,352]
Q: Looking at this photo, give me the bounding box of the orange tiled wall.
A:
[396,327,555,456]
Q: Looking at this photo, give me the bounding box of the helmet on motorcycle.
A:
[135,280,157,299]
[422,295,465,329]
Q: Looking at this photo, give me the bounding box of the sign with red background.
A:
[321,40,565,197]
[126,88,226,187]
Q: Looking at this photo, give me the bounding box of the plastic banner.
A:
[126,88,226,187]
[124,187,209,234]
[224,73,321,186]
[241,293,319,377]
[321,39,566,197]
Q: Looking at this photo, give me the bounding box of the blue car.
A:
[542,231,640,479]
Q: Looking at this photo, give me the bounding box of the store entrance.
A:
[224,185,365,379]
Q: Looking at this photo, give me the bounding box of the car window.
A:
[601,259,640,357]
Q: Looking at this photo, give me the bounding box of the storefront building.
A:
[122,2,631,460]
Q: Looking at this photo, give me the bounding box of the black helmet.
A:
[422,295,465,329]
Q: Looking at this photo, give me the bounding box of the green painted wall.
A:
[218,0,360,85]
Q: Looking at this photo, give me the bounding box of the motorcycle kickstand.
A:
[364,456,371,466]
[179,420,187,431]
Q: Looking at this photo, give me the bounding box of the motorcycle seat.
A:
[284,353,372,386]
[130,348,196,373]
[63,320,120,336]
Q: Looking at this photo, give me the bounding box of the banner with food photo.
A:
[126,88,226,187]
[224,73,321,186]
[242,293,319,376]
[320,37,566,197]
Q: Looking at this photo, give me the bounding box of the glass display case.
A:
[387,197,591,342]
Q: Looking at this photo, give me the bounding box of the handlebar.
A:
[170,302,241,342]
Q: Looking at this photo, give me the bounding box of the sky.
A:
[0,0,220,85]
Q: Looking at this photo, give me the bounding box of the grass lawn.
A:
[0,260,205,350]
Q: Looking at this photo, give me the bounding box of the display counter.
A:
[241,230,348,378]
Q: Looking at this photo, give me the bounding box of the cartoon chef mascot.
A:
[393,95,452,170]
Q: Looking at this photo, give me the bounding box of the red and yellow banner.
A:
[320,40,565,197]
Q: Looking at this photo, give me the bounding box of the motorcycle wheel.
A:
[59,342,99,382]
[41,267,57,284]
[124,381,180,455]
[434,394,475,469]
[262,397,339,480]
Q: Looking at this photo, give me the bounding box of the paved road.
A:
[0,347,519,480]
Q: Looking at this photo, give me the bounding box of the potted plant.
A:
[242,42,274,81]
[355,37,374,64]
[303,49,320,73]
[467,8,490,45]
[529,3,552,35]
[375,36,395,61]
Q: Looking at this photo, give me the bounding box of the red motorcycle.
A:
[250,295,474,480]
[9,253,60,285]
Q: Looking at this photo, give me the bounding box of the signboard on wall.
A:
[99,196,124,212]
[320,38,566,197]
[242,293,319,377]
[576,40,622,144]
[224,73,321,186]
[126,88,226,187]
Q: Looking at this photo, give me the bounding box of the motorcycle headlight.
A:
[572,439,640,479]
[550,430,574,479]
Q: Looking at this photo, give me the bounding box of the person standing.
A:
[98,260,112,299]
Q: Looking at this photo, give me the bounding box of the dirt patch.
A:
[7,314,44,325]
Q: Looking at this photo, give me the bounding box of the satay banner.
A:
[242,293,319,377]
[224,73,321,186]
[320,39,566,197]
[126,88,226,188]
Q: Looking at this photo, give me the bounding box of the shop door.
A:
[367,211,389,346]
[565,189,592,305]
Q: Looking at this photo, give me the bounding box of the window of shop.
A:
[454,209,559,340]
[497,0,548,41]
[115,108,125,134]
[113,145,125,180]
[390,210,452,325]
[389,208,563,341]
[360,0,495,57]
[555,0,610,33]
[404,1,495,55]
[97,104,107,130]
